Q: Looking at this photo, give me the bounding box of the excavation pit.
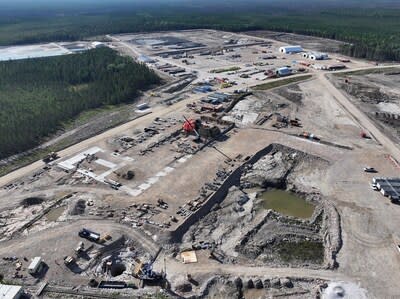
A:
[110,263,126,277]
[70,199,86,215]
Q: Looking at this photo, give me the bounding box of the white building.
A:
[310,53,329,60]
[372,177,400,200]
[279,45,303,54]
[303,52,328,60]
[91,41,106,48]
[0,284,23,299]
[28,256,42,275]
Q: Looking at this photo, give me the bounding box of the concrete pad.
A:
[95,159,116,169]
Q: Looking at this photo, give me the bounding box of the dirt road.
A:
[160,256,347,281]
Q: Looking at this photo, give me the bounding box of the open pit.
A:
[110,263,127,277]
[180,144,341,269]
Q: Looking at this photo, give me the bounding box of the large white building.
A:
[372,177,400,200]
[0,284,23,299]
[279,45,303,54]
[311,53,329,60]
[303,52,329,60]
[91,41,107,49]
[28,256,42,275]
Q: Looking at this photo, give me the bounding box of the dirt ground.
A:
[329,69,400,144]
[0,30,400,298]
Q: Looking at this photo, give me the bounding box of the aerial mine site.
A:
[1,27,400,299]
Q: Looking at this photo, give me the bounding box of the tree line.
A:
[0,9,399,61]
[0,48,160,159]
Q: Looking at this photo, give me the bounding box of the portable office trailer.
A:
[28,257,42,275]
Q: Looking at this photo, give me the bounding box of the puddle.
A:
[46,206,66,221]
[259,189,315,219]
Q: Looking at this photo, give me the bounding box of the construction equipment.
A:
[42,152,59,163]
[360,131,371,139]
[182,115,201,141]
[157,199,168,209]
[74,241,84,255]
[133,259,164,282]
[290,119,302,127]
[300,132,320,141]
[98,234,112,244]
[64,256,76,266]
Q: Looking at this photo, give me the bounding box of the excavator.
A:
[133,258,164,282]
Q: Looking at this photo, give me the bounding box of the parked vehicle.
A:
[364,167,376,173]
[78,228,100,242]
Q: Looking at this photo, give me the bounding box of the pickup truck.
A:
[363,167,376,173]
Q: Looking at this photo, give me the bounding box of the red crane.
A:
[182,115,201,140]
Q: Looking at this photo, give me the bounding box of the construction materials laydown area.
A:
[1,29,400,299]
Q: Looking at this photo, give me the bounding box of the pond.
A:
[259,189,315,219]
[0,44,70,61]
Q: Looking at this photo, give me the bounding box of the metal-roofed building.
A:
[303,52,329,60]
[279,45,303,54]
[276,67,292,77]
[91,41,106,48]
[138,55,156,63]
[310,52,329,60]
[0,284,23,299]
[28,256,42,275]
[372,177,400,200]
